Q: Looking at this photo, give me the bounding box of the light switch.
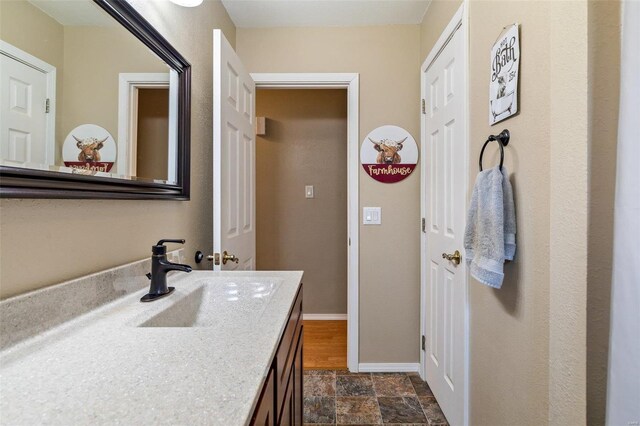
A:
[363,207,381,225]
[305,185,314,198]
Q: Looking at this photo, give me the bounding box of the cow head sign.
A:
[74,136,108,162]
[361,126,418,183]
[369,137,408,164]
[63,124,116,173]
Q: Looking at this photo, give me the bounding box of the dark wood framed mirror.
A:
[0,0,190,199]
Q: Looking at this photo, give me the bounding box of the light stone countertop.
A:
[0,270,303,425]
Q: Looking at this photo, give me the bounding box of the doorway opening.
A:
[135,88,169,181]
[117,72,178,181]
[253,73,360,372]
[255,88,348,369]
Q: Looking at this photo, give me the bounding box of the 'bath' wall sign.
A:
[490,23,520,125]
[361,125,418,184]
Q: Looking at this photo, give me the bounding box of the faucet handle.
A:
[153,239,186,255]
[156,239,186,246]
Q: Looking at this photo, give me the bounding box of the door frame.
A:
[117,72,178,180]
[0,40,56,166]
[251,73,360,372]
[419,3,470,425]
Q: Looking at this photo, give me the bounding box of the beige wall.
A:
[548,2,590,423]
[238,25,422,363]
[0,0,236,299]
[419,0,462,61]
[255,89,347,314]
[0,0,66,153]
[61,26,168,167]
[136,88,169,181]
[468,3,552,424]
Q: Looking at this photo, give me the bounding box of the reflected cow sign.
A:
[361,125,418,184]
[63,124,116,173]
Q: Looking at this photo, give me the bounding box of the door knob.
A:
[222,251,239,265]
[442,250,462,265]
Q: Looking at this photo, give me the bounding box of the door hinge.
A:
[45,98,50,113]
[421,335,426,351]
[421,218,426,233]
[421,99,426,115]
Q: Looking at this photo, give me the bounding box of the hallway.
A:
[303,320,347,370]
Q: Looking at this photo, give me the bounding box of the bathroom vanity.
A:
[0,268,303,425]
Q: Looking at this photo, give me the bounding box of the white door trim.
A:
[117,72,176,179]
[420,3,469,426]
[251,72,360,372]
[0,40,56,166]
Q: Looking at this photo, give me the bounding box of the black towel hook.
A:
[479,129,510,171]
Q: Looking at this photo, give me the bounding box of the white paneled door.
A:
[212,29,256,271]
[420,8,467,426]
[0,49,53,166]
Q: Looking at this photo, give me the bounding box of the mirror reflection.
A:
[0,0,177,183]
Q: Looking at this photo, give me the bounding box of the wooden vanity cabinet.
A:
[251,285,303,426]
[252,368,275,426]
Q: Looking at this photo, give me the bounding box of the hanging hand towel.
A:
[464,166,516,288]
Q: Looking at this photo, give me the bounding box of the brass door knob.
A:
[222,251,239,265]
[442,250,462,265]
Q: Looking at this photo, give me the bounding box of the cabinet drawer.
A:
[276,287,302,415]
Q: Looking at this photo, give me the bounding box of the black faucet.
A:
[140,239,193,302]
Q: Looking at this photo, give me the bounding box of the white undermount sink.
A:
[137,279,282,327]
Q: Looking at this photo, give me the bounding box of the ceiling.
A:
[220,0,432,28]
[28,0,115,27]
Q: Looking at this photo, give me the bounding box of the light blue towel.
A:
[464,166,516,288]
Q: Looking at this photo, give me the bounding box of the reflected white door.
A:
[0,52,52,166]
[212,29,256,271]
[421,17,467,426]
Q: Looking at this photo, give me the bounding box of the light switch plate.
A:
[363,207,381,225]
[305,185,314,198]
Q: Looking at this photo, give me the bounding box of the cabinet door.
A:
[252,368,275,426]
[279,371,294,425]
[293,328,303,425]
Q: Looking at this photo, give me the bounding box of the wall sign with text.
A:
[360,125,418,184]
[490,24,520,125]
[63,124,116,173]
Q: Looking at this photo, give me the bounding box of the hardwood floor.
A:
[303,320,347,370]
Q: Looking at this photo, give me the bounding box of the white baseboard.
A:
[358,363,420,373]
[302,314,348,320]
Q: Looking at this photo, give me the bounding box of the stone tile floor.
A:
[304,370,449,425]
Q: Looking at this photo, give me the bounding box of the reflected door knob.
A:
[442,250,462,265]
[222,251,239,265]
